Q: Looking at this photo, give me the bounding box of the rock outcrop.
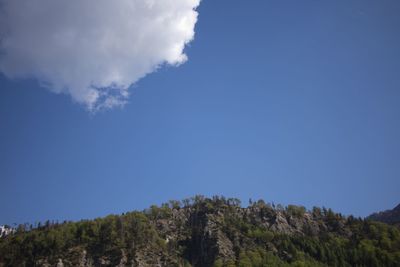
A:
[1,196,399,267]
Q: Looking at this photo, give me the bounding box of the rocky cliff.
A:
[1,196,400,267]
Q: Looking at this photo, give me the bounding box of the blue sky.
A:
[1,0,400,225]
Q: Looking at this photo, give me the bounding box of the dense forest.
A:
[1,196,400,267]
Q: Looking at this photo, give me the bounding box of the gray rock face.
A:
[2,199,353,267]
[56,259,64,267]
[0,226,15,238]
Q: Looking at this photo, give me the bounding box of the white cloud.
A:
[0,0,200,111]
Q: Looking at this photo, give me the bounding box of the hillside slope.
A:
[368,204,400,226]
[1,196,400,267]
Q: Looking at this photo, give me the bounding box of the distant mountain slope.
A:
[1,196,400,267]
[367,203,400,225]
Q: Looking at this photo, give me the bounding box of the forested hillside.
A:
[368,204,400,226]
[1,196,400,267]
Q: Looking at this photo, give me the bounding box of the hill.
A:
[367,204,400,226]
[1,196,400,267]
